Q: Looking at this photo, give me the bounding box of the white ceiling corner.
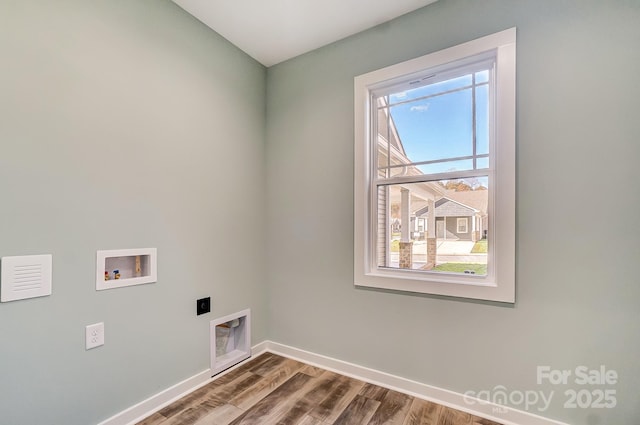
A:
[172,0,438,67]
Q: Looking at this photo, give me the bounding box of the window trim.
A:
[354,28,516,303]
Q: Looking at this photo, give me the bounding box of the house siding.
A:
[447,216,472,241]
[377,185,387,266]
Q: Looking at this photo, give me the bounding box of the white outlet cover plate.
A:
[86,322,105,350]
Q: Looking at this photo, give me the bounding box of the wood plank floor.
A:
[135,352,502,425]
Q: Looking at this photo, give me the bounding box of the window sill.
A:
[355,267,513,303]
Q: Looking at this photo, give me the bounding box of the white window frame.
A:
[354,28,516,303]
[457,218,469,234]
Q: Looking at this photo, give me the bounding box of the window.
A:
[354,28,516,302]
[457,218,469,234]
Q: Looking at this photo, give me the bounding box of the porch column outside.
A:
[399,188,413,269]
[472,214,477,242]
[426,198,436,269]
[400,188,411,242]
[427,199,435,239]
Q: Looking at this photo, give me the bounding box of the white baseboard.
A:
[263,341,569,425]
[96,369,212,425]
[97,344,267,425]
[250,340,269,357]
[97,340,567,425]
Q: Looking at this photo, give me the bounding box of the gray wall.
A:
[265,1,640,424]
[0,1,266,424]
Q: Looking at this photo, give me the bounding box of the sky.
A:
[382,70,490,176]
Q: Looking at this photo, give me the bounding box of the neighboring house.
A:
[414,192,487,242]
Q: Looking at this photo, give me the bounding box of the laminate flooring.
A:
[135,352,502,425]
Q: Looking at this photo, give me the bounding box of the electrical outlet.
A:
[86,322,104,350]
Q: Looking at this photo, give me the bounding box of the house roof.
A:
[415,196,480,218]
[377,100,406,157]
[442,189,488,214]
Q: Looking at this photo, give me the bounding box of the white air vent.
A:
[1,254,52,302]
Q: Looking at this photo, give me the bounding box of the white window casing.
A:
[354,28,516,303]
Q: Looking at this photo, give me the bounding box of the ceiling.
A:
[171,0,438,67]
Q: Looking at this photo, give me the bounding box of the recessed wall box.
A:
[1,254,52,302]
[96,248,157,291]
[210,309,251,375]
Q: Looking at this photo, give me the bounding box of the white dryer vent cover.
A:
[1,254,52,302]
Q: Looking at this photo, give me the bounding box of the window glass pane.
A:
[388,74,473,105]
[419,159,475,175]
[476,84,489,155]
[378,178,488,275]
[476,156,489,169]
[389,88,473,165]
[389,163,424,177]
[475,70,489,84]
[376,105,390,177]
[388,159,474,177]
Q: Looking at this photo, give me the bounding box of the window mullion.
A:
[376,169,491,186]
[472,72,477,170]
[384,153,489,170]
[384,81,489,108]
[386,96,390,176]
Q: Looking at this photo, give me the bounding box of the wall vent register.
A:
[0,254,52,302]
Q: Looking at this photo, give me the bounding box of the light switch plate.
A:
[1,254,52,302]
